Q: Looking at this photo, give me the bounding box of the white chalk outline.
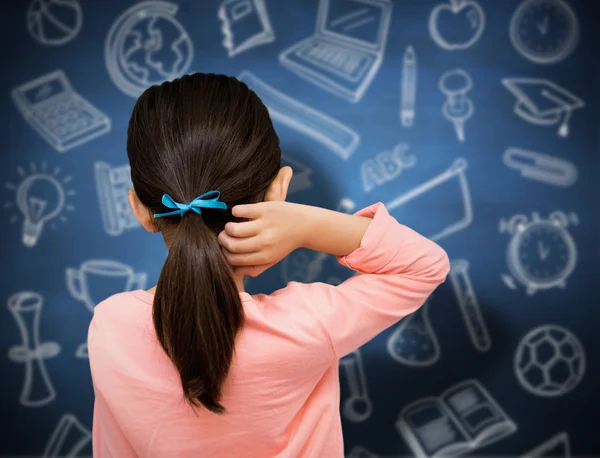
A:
[499,211,577,295]
[503,148,578,187]
[510,0,579,65]
[279,0,392,103]
[449,259,491,352]
[386,158,472,242]
[361,142,415,193]
[514,325,585,398]
[347,446,379,458]
[11,70,111,152]
[43,413,92,458]
[521,432,570,458]
[238,71,359,160]
[105,1,194,97]
[94,161,140,236]
[340,349,373,422]
[218,0,275,57]
[502,78,584,138]
[429,0,486,51]
[401,45,417,127]
[7,291,61,408]
[397,379,517,458]
[439,69,474,143]
[27,0,83,46]
[281,155,313,194]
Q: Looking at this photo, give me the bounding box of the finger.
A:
[224,220,261,238]
[231,203,264,219]
[223,250,269,267]
[218,231,262,254]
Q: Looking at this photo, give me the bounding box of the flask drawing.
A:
[340,349,373,422]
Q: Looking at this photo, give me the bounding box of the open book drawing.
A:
[396,379,517,457]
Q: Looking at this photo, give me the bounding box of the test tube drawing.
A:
[449,259,491,352]
[7,291,61,408]
[401,46,417,127]
[340,349,373,423]
[439,69,474,142]
[43,414,92,458]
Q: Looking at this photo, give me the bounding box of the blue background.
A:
[0,0,598,456]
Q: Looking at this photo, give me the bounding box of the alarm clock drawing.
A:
[509,0,579,65]
[500,211,578,295]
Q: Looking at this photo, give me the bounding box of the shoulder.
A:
[89,291,153,342]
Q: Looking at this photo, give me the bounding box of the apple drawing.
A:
[429,0,486,51]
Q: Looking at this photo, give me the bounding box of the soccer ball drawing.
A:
[514,325,585,398]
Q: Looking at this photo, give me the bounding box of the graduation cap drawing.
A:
[502,78,584,138]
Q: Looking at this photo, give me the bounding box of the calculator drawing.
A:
[11,70,111,152]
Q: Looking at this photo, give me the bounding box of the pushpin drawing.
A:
[439,69,474,142]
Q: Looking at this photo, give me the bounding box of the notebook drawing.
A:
[279,0,392,103]
[396,379,517,458]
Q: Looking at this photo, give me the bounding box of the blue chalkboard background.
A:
[1,0,598,456]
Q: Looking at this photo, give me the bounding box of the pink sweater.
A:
[88,203,450,457]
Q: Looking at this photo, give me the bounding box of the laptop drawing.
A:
[279,0,392,103]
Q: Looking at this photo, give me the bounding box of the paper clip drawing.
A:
[429,0,485,51]
[439,69,473,142]
[4,163,76,247]
[43,414,91,458]
[386,158,472,242]
[95,162,140,236]
[521,432,570,458]
[279,0,392,103]
[238,71,359,160]
[502,78,584,138]
[218,0,275,57]
[361,142,415,193]
[400,46,417,127]
[281,155,313,194]
[7,292,60,408]
[503,148,577,187]
[396,379,517,458]
[105,1,194,97]
[515,325,585,398]
[340,349,373,422]
[27,0,83,46]
[449,260,491,352]
[11,70,111,152]
[387,298,440,367]
[67,260,147,358]
[499,211,577,295]
[347,446,379,458]
[510,0,579,65]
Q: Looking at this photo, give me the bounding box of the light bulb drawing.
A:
[4,162,76,247]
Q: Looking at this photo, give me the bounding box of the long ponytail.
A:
[154,213,243,414]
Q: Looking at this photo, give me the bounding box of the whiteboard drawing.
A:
[387,298,440,367]
[429,0,485,51]
[502,78,584,138]
[503,148,578,187]
[340,349,373,422]
[11,70,111,152]
[105,1,194,97]
[7,291,61,408]
[510,0,579,65]
[43,414,91,458]
[27,0,83,46]
[397,379,517,457]
[347,445,379,458]
[499,211,577,295]
[281,155,313,194]
[279,0,392,103]
[67,260,147,358]
[400,46,417,127]
[439,69,474,143]
[521,432,570,458]
[95,161,140,236]
[218,0,275,57]
[238,71,360,160]
[361,142,415,192]
[386,158,472,242]
[515,325,585,398]
[4,162,76,248]
[449,260,491,352]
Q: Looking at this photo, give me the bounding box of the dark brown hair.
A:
[126,73,281,413]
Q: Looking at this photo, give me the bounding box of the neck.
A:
[146,274,246,295]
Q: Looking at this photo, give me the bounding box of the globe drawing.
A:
[514,325,585,398]
[27,0,83,46]
[105,2,194,97]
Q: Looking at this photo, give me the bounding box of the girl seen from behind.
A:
[88,73,450,457]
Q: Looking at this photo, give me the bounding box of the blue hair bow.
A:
[153,191,227,218]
